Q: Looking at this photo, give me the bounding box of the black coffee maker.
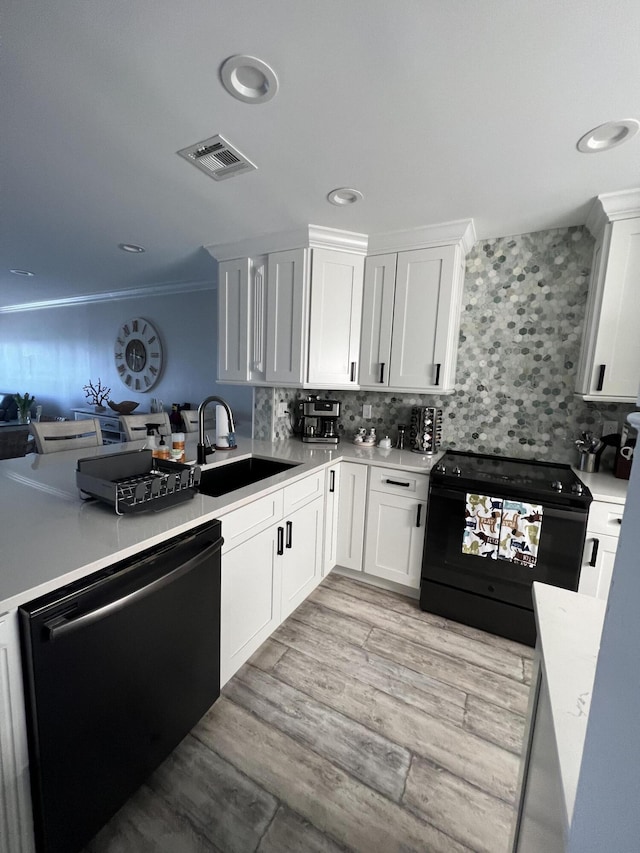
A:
[300,398,341,444]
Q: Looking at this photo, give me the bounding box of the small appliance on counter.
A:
[614,419,637,480]
[409,406,442,454]
[300,397,341,444]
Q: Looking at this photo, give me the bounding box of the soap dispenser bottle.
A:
[156,432,170,461]
[145,424,158,455]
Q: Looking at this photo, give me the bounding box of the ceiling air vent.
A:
[177,134,257,181]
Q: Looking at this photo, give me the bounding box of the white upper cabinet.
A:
[359,221,475,393]
[209,227,367,389]
[359,253,397,386]
[308,249,364,387]
[390,246,457,389]
[265,249,308,385]
[217,258,250,382]
[576,190,640,402]
[217,254,269,384]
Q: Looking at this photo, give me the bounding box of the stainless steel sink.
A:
[197,457,300,497]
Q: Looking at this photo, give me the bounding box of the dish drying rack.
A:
[76,449,202,515]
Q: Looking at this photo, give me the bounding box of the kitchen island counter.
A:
[511,583,606,850]
[0,437,441,612]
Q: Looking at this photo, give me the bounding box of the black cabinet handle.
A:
[329,470,335,493]
[379,362,385,383]
[386,478,410,487]
[286,520,293,549]
[416,504,422,528]
[434,363,441,386]
[350,361,357,382]
[596,364,606,392]
[589,538,599,567]
[277,526,284,556]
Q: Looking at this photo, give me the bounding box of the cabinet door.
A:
[218,258,250,382]
[265,249,308,385]
[579,532,619,601]
[248,255,268,384]
[323,465,341,576]
[588,218,640,400]
[307,249,364,386]
[0,610,35,853]
[220,525,281,687]
[389,246,458,391]
[359,253,397,387]
[281,495,324,620]
[336,462,368,572]
[364,490,426,588]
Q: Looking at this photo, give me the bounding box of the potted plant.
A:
[83,379,111,412]
[14,392,35,423]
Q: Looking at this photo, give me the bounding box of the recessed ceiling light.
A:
[577,119,640,153]
[220,55,279,104]
[9,268,34,276]
[327,187,364,206]
[118,243,145,253]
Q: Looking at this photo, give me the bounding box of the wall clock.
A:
[114,317,163,391]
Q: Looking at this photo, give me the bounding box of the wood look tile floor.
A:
[87,574,534,853]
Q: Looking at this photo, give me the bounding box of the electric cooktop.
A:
[432,450,592,506]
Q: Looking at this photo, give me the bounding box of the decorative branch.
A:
[14,392,35,418]
[83,379,111,407]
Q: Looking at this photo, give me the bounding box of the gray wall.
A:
[0,288,254,433]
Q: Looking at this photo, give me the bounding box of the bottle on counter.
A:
[396,424,406,450]
[169,403,182,429]
[145,424,158,454]
[172,431,186,463]
[156,432,170,461]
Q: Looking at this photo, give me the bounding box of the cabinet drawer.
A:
[368,465,429,500]
[283,470,324,514]
[221,490,284,553]
[587,500,624,537]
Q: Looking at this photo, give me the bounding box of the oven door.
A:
[421,483,588,610]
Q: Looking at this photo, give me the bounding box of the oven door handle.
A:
[43,539,222,642]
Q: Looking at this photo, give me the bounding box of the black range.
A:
[420,450,592,646]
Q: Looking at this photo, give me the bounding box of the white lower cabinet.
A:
[220,472,325,686]
[280,495,324,620]
[220,525,281,687]
[336,462,368,571]
[323,465,341,576]
[363,467,428,589]
[0,610,35,853]
[579,499,624,601]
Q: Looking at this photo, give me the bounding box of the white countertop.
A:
[532,582,606,825]
[0,436,441,612]
[572,467,629,505]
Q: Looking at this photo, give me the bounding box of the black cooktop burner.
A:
[432,450,592,507]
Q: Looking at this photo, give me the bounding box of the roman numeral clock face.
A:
[114,317,164,391]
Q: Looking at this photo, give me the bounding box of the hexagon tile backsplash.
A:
[254,225,635,464]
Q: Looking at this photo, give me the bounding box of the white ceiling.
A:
[2,0,639,311]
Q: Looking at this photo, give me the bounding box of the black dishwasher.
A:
[19,519,222,853]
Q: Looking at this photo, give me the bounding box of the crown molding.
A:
[0,279,215,314]
[206,225,369,261]
[366,219,477,256]
[586,188,640,239]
